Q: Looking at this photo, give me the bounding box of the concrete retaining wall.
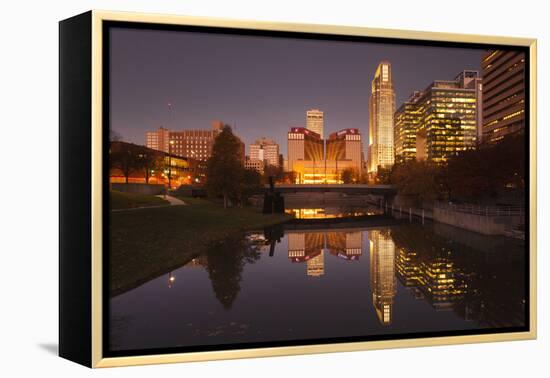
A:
[433,207,521,236]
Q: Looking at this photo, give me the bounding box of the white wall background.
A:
[0,0,547,376]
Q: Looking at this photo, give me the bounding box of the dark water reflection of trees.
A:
[204,235,262,309]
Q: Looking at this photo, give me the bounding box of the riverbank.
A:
[110,197,291,296]
[366,198,524,239]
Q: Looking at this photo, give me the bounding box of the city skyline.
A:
[99,20,530,360]
[110,27,484,156]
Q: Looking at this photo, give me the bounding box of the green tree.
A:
[262,164,284,184]
[441,131,525,202]
[282,171,297,184]
[340,168,359,184]
[138,147,163,184]
[376,167,392,184]
[110,142,142,184]
[390,160,440,206]
[206,126,244,208]
[241,168,262,205]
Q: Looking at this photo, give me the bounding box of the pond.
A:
[109,219,526,352]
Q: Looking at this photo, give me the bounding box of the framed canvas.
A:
[59,10,537,368]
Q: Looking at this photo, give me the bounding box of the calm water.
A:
[285,206,379,219]
[110,218,526,352]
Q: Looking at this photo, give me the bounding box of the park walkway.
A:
[111,195,186,213]
[156,195,186,206]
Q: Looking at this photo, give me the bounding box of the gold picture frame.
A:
[59,9,537,368]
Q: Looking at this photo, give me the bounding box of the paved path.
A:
[157,195,186,206]
[111,195,186,213]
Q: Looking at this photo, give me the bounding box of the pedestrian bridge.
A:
[266,184,397,195]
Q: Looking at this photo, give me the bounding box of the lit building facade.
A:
[244,158,264,173]
[250,137,280,168]
[168,121,224,161]
[481,50,525,143]
[287,127,364,184]
[145,126,170,153]
[306,109,324,139]
[326,128,363,173]
[413,70,482,164]
[369,230,396,325]
[287,127,324,183]
[109,141,205,188]
[150,120,244,163]
[394,91,423,163]
[369,61,396,173]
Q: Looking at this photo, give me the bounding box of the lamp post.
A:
[189,149,197,184]
[168,140,175,190]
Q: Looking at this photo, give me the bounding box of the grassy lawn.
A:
[109,197,291,296]
[110,190,169,210]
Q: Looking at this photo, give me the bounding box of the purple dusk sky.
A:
[109,27,485,156]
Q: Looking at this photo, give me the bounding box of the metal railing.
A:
[435,202,525,217]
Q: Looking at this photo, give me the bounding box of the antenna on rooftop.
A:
[167,101,173,129]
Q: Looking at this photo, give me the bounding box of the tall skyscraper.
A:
[482,50,525,143]
[369,61,396,174]
[249,137,280,168]
[306,109,324,139]
[307,251,325,277]
[414,71,482,163]
[394,91,423,163]
[145,126,170,153]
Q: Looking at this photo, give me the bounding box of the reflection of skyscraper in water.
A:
[392,230,467,310]
[369,230,396,325]
[287,233,306,260]
[287,231,367,276]
[326,231,363,260]
[345,232,362,258]
[418,254,467,310]
[307,251,325,277]
[288,232,324,277]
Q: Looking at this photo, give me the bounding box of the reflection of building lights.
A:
[168,272,175,288]
[369,230,396,325]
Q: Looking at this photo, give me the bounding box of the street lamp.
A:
[168,140,175,190]
[189,149,198,184]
